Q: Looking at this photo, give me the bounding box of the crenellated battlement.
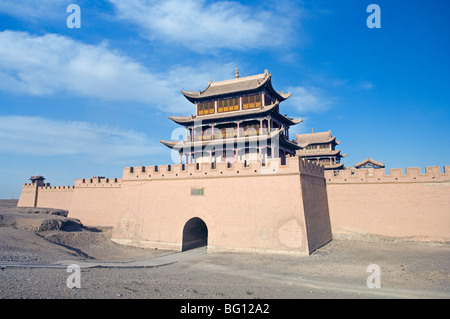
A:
[325,166,450,184]
[122,156,325,181]
[298,157,325,177]
[22,182,75,190]
[75,176,123,188]
[23,182,51,188]
[39,185,75,191]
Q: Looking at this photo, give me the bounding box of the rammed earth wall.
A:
[17,157,332,255]
[324,166,450,241]
[17,159,450,252]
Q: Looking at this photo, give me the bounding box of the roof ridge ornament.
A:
[235,66,239,79]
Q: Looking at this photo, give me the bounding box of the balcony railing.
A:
[188,128,270,142]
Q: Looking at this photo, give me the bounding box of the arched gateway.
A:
[182,217,208,251]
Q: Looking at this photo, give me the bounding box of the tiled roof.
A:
[161,127,300,150]
[169,101,302,126]
[295,130,338,147]
[30,175,45,180]
[181,70,291,103]
[323,163,345,170]
[354,158,385,168]
[297,149,346,157]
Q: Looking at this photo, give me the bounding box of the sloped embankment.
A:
[0,206,82,232]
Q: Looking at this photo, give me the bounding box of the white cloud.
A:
[108,0,297,52]
[283,86,333,113]
[0,30,235,113]
[0,30,170,105]
[0,115,162,161]
[1,0,300,52]
[359,81,375,90]
[0,0,69,19]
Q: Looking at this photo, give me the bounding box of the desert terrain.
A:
[0,199,449,301]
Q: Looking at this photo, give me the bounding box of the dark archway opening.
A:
[182,217,208,251]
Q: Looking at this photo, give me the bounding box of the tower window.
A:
[198,102,215,116]
[243,94,262,109]
[218,98,239,113]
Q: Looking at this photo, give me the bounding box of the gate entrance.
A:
[182,217,208,251]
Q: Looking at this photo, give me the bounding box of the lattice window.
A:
[243,94,262,109]
[197,102,215,116]
[218,98,239,113]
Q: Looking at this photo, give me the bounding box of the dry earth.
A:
[0,199,449,303]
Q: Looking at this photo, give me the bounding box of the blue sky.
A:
[0,0,449,199]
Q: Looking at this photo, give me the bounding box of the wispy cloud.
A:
[283,86,334,113]
[359,81,375,90]
[108,0,299,52]
[0,30,235,113]
[0,115,163,161]
[0,0,69,19]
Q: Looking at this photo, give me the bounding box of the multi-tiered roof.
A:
[161,69,302,164]
[295,130,347,170]
[180,69,292,103]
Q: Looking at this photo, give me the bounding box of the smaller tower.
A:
[295,130,347,170]
[30,175,45,207]
[30,175,46,187]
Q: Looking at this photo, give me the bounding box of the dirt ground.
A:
[0,199,449,302]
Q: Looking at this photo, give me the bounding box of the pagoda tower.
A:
[161,69,302,165]
[295,130,347,170]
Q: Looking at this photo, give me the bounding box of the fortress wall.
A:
[68,177,124,227]
[17,178,123,225]
[299,159,332,252]
[16,159,450,249]
[35,185,75,211]
[111,157,329,255]
[324,167,450,240]
[17,183,38,207]
[15,157,325,255]
[121,156,302,181]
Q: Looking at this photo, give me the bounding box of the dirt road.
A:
[0,199,449,300]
